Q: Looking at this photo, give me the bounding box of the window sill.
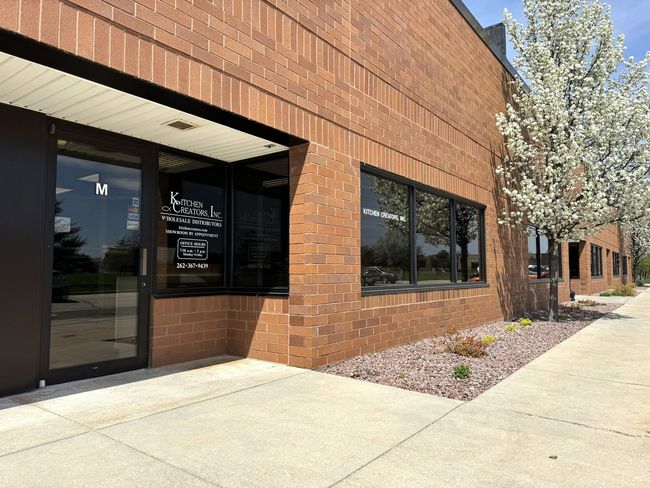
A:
[362,282,489,297]
[153,288,289,299]
[528,278,565,284]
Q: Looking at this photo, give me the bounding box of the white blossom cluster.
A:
[627,216,650,278]
[495,0,650,243]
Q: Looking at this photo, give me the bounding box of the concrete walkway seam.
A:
[497,407,650,440]
[328,401,467,488]
[525,366,650,388]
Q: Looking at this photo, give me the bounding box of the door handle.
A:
[140,248,148,277]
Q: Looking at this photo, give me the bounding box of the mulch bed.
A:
[320,302,621,401]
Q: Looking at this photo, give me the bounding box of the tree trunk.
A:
[460,243,469,281]
[548,238,560,322]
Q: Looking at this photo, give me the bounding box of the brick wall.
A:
[571,227,631,296]
[151,295,228,367]
[1,0,624,368]
[151,295,288,367]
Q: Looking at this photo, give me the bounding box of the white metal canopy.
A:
[0,51,287,162]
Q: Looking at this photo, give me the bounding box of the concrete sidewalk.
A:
[1,291,649,487]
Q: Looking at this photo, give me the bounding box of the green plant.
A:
[518,317,532,327]
[482,335,496,343]
[453,364,470,380]
[600,283,637,297]
[578,299,602,306]
[569,303,582,310]
[505,323,518,333]
[397,372,407,380]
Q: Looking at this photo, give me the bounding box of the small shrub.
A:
[454,336,488,357]
[600,284,637,297]
[453,364,470,379]
[518,317,532,327]
[578,299,602,307]
[482,335,496,343]
[397,372,407,380]
[569,303,582,310]
[505,323,518,333]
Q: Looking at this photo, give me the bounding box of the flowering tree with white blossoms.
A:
[496,0,650,321]
[629,219,650,285]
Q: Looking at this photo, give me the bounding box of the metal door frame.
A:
[39,119,155,385]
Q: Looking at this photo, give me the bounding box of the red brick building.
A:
[0,0,630,395]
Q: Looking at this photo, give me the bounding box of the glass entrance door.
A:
[48,138,148,381]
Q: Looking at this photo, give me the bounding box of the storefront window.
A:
[527,227,539,280]
[361,172,411,286]
[591,245,603,277]
[156,152,225,290]
[360,168,486,290]
[528,227,562,280]
[416,191,451,284]
[455,203,482,282]
[232,157,289,289]
[613,252,620,276]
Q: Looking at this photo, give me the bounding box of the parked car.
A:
[528,265,550,279]
[362,266,398,285]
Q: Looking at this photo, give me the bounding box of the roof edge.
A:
[449,0,520,80]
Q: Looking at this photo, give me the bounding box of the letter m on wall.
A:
[96,183,108,196]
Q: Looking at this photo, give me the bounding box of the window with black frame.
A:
[455,203,483,282]
[591,245,603,277]
[416,190,452,284]
[360,168,485,289]
[527,227,562,280]
[622,255,628,276]
[232,156,289,289]
[156,152,226,290]
[361,172,411,286]
[613,252,620,276]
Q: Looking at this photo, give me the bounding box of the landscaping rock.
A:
[320,303,620,401]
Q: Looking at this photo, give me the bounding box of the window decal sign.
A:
[160,190,223,269]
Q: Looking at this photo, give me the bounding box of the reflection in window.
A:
[613,252,620,276]
[360,169,486,289]
[361,173,411,286]
[622,255,628,276]
[528,227,562,280]
[156,152,225,290]
[591,245,603,277]
[50,139,142,369]
[455,203,482,282]
[416,191,451,284]
[527,227,539,279]
[233,157,289,289]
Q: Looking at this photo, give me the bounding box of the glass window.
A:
[527,227,539,280]
[360,168,486,289]
[622,256,628,276]
[528,227,561,279]
[361,172,411,286]
[613,252,620,276]
[539,233,550,279]
[232,157,289,289]
[416,191,451,284]
[156,152,225,290]
[455,203,482,282]
[591,245,603,277]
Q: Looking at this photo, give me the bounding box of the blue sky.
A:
[463,0,650,62]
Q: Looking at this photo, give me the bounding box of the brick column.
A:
[288,143,361,367]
